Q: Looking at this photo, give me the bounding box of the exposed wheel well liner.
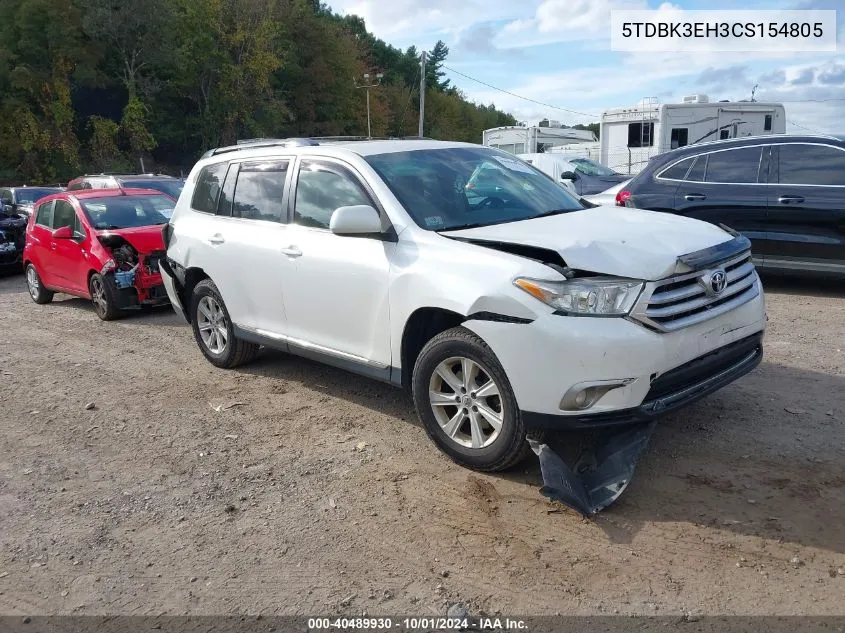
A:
[400,307,464,389]
[182,267,209,323]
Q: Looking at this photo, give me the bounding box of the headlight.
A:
[514,276,643,316]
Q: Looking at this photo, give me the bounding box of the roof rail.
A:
[201,135,435,158]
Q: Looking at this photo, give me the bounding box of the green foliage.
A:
[0,0,516,183]
[574,122,601,139]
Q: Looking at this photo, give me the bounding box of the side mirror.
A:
[560,171,578,181]
[330,205,382,236]
[52,226,73,240]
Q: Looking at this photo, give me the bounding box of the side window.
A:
[685,155,706,181]
[704,147,762,184]
[658,156,694,180]
[627,122,654,148]
[0,190,12,204]
[719,129,730,140]
[35,201,54,226]
[52,200,77,229]
[294,161,372,230]
[778,144,845,186]
[217,163,239,217]
[191,162,228,213]
[67,182,84,191]
[231,161,288,222]
[764,115,772,132]
[670,128,688,150]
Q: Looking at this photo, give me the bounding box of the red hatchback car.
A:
[23,188,173,320]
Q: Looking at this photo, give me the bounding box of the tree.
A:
[425,40,451,92]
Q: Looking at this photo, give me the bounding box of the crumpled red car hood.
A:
[97,225,165,253]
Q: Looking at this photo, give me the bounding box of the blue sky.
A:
[327,0,844,134]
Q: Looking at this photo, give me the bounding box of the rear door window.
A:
[704,147,763,184]
[658,157,694,180]
[231,161,289,222]
[777,144,845,186]
[191,162,229,213]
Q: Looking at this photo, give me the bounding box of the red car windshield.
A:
[79,195,173,229]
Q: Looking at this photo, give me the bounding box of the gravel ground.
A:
[0,270,843,616]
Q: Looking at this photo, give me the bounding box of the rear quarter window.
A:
[191,162,229,213]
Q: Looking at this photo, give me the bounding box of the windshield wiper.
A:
[532,208,573,219]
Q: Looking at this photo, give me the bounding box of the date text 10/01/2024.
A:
[307,617,529,630]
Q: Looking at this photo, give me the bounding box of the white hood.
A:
[441,206,733,281]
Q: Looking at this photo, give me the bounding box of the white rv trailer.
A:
[482,119,597,154]
[597,95,785,175]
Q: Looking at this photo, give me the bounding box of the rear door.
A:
[671,145,771,261]
[28,200,56,285]
[208,158,293,335]
[766,142,845,274]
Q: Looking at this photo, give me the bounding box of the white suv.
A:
[160,139,766,472]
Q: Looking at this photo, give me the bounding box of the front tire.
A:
[26,264,54,304]
[89,273,121,321]
[190,279,259,368]
[412,326,528,472]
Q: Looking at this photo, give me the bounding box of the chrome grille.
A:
[631,251,759,332]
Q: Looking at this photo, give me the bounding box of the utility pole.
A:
[354,72,384,138]
[418,51,426,138]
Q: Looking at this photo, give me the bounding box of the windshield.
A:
[80,195,173,229]
[569,158,620,177]
[16,188,61,204]
[120,179,184,201]
[365,147,584,231]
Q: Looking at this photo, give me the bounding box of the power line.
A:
[441,64,600,119]
[787,119,827,135]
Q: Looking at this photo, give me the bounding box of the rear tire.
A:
[89,273,121,321]
[25,264,53,304]
[412,326,528,472]
[190,279,259,368]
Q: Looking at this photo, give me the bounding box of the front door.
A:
[766,143,845,274]
[51,199,90,294]
[278,158,393,371]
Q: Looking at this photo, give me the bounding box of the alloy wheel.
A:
[428,356,504,449]
[26,267,40,300]
[196,295,229,355]
[90,277,108,317]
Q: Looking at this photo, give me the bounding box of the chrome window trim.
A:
[655,141,845,187]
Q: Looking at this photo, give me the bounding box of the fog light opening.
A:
[560,379,635,412]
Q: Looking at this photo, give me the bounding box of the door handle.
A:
[50,242,57,250]
[281,246,302,258]
[778,195,805,205]
[208,234,225,245]
[685,193,707,202]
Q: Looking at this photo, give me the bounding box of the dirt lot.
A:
[0,271,844,617]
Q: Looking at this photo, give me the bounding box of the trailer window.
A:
[764,115,772,132]
[627,122,654,148]
[670,128,688,150]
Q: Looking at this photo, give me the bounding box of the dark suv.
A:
[618,135,845,277]
[67,174,185,202]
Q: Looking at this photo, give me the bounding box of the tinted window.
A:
[52,200,77,230]
[80,195,171,229]
[294,162,370,229]
[764,115,772,132]
[719,130,730,140]
[191,162,228,213]
[1,189,12,203]
[628,122,654,148]
[685,155,706,181]
[121,179,184,200]
[659,157,693,180]
[670,128,688,149]
[16,188,61,204]
[704,147,762,184]
[365,148,585,231]
[35,201,53,226]
[232,161,288,222]
[778,144,845,186]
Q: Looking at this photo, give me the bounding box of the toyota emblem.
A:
[709,269,727,295]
